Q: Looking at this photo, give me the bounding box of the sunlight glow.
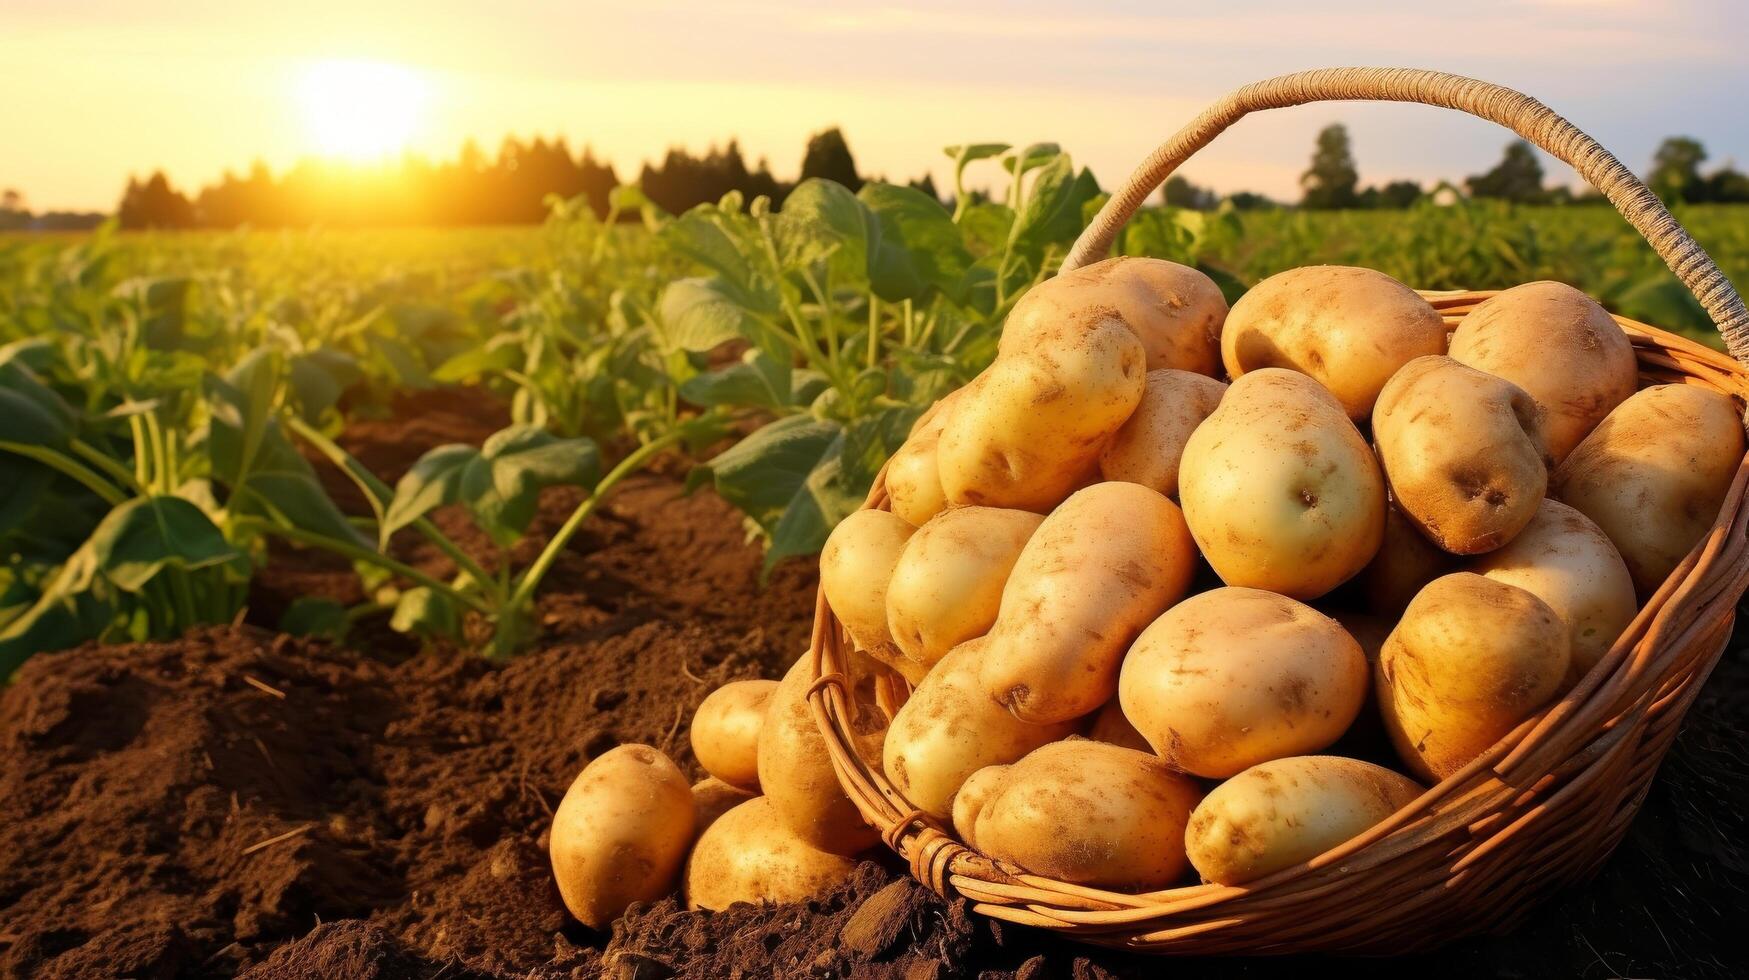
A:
[297,59,428,160]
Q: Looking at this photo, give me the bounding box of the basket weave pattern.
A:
[805,68,1749,954]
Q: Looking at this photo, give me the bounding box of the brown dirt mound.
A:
[1,392,1745,979]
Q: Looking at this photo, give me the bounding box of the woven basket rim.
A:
[804,296,1749,953]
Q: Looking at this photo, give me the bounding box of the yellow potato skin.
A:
[1552,384,1746,597]
[1372,356,1550,555]
[1184,756,1422,885]
[1000,256,1228,375]
[886,390,964,527]
[684,797,859,911]
[819,510,919,681]
[971,740,1203,891]
[758,656,885,855]
[549,745,695,929]
[939,313,1147,512]
[885,506,1044,671]
[1220,265,1445,419]
[1448,281,1636,465]
[883,640,1076,820]
[1118,588,1368,778]
[1471,499,1637,683]
[690,777,757,837]
[950,763,1010,849]
[1359,500,1456,613]
[1098,369,1227,496]
[977,482,1197,724]
[1087,697,1152,752]
[1376,573,1570,781]
[689,679,778,792]
[1179,368,1385,599]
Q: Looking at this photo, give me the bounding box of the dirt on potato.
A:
[0,389,1745,979]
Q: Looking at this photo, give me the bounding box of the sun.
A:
[297,59,428,161]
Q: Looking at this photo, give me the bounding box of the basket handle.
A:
[1063,67,1749,363]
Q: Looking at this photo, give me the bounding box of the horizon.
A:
[6,1,1749,213]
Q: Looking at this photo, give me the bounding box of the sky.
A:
[4,0,1748,212]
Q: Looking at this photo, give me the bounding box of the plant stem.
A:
[129,414,153,488]
[867,296,880,371]
[508,429,685,612]
[247,519,493,615]
[70,438,145,494]
[0,441,128,506]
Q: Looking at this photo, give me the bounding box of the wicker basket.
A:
[805,68,1749,954]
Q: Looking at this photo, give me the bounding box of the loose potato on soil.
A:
[1178,368,1385,599]
[684,796,860,911]
[1553,384,1746,597]
[1000,256,1229,375]
[1098,369,1227,496]
[691,777,757,836]
[884,640,1077,820]
[978,482,1197,724]
[1119,588,1369,778]
[884,506,1044,671]
[1448,281,1636,465]
[1372,355,1550,555]
[549,744,695,929]
[1377,573,1570,781]
[759,656,886,854]
[1220,265,1446,419]
[970,740,1203,890]
[819,510,919,681]
[1359,500,1457,613]
[1471,499,1637,683]
[1184,756,1423,885]
[689,679,777,792]
[938,313,1146,512]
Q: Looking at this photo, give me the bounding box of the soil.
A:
[2,388,1745,979]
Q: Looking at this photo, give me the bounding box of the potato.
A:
[884,506,1044,671]
[1220,266,1445,419]
[1000,256,1228,375]
[1098,369,1227,496]
[758,656,885,854]
[886,392,960,527]
[970,740,1203,890]
[549,744,695,928]
[1471,499,1637,683]
[1184,756,1422,885]
[1358,500,1455,613]
[939,313,1146,512]
[819,510,919,681]
[1377,573,1569,781]
[1178,368,1385,599]
[691,777,756,836]
[1087,698,1151,752]
[689,679,777,792]
[978,482,1197,723]
[684,797,859,911]
[1372,355,1549,555]
[1119,588,1368,778]
[950,763,1009,848]
[883,640,1077,819]
[1448,281,1636,464]
[1553,384,1745,597]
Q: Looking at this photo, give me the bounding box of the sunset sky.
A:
[5,0,1748,212]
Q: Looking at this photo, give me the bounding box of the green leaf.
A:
[859,183,971,301]
[389,586,460,639]
[777,179,874,275]
[0,358,76,448]
[431,335,523,383]
[658,277,755,352]
[696,415,863,572]
[204,355,366,546]
[1011,159,1100,255]
[0,459,52,536]
[382,426,602,547]
[281,596,349,639]
[115,276,193,350]
[1004,143,1063,176]
[945,143,1011,167]
[287,349,363,423]
[679,349,793,409]
[87,495,242,591]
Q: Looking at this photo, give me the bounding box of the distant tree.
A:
[1372,180,1423,209]
[907,173,943,204]
[0,189,27,231]
[118,172,195,229]
[1301,124,1360,210]
[799,127,862,191]
[1466,141,1545,203]
[1163,175,1218,210]
[1702,164,1749,203]
[1225,191,1280,211]
[1649,137,1707,203]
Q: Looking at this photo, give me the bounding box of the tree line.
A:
[5,125,1745,232]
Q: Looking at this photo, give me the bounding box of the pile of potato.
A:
[549,259,1745,926]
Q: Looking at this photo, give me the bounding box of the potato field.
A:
[1,148,1746,979]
